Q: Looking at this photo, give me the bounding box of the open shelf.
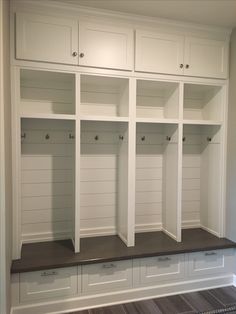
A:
[182,124,222,235]
[136,80,179,120]
[135,122,179,240]
[80,74,129,118]
[20,118,76,245]
[183,84,223,122]
[20,69,76,116]
[80,120,130,244]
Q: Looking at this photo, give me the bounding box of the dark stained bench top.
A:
[11,228,236,273]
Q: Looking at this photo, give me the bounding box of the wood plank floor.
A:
[70,286,236,314]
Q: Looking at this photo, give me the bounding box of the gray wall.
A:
[0,0,12,313]
[226,28,236,242]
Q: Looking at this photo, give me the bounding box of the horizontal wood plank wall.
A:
[21,119,75,243]
[136,123,164,232]
[80,121,128,237]
[182,125,201,228]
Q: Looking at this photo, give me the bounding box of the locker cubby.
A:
[135,123,179,240]
[20,69,76,115]
[80,75,129,118]
[80,120,130,243]
[182,124,222,235]
[20,118,75,244]
[183,84,223,121]
[136,80,179,119]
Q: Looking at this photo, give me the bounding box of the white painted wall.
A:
[0,0,12,313]
[226,28,236,242]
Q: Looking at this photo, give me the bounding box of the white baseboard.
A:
[135,223,162,233]
[182,220,200,229]
[11,275,234,314]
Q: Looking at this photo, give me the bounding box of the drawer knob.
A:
[80,53,85,58]
[179,63,184,68]
[205,252,217,256]
[185,64,190,69]
[158,257,171,262]
[72,51,78,57]
[102,263,116,269]
[41,270,58,277]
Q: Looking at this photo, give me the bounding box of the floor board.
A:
[71,286,236,314]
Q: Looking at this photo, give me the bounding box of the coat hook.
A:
[207,137,212,142]
[182,136,186,142]
[141,136,145,141]
[69,133,75,139]
[21,132,26,139]
[45,134,50,140]
[119,135,124,140]
[166,136,171,141]
[94,135,99,141]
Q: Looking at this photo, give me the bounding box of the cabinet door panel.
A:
[184,37,228,79]
[79,22,133,70]
[16,13,78,65]
[135,30,184,75]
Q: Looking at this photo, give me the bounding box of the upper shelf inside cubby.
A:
[183,84,223,123]
[20,69,76,117]
[136,80,179,121]
[80,75,129,120]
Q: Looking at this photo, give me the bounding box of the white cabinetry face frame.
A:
[11,63,227,258]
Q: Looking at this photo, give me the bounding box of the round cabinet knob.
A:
[179,64,184,68]
[185,64,190,69]
[79,53,85,58]
[72,52,77,57]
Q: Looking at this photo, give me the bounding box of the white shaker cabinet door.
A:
[16,12,78,65]
[79,22,134,70]
[184,37,228,79]
[135,30,184,75]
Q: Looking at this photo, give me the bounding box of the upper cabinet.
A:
[16,13,79,65]
[184,36,228,79]
[15,13,134,70]
[78,22,133,70]
[15,12,229,78]
[135,30,185,75]
[135,30,228,79]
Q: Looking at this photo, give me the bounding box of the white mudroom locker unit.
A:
[7,1,236,314]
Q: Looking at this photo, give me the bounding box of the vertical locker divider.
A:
[74,72,80,252]
[11,66,22,259]
[128,78,136,246]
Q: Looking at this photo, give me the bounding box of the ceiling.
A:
[57,0,236,29]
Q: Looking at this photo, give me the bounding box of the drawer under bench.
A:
[12,248,235,305]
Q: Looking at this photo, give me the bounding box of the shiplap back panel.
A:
[20,69,75,115]
[21,119,75,243]
[182,125,201,228]
[80,75,129,117]
[80,121,128,237]
[182,125,221,231]
[136,123,164,232]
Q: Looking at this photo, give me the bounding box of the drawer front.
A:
[20,267,78,302]
[138,254,185,285]
[82,260,132,293]
[188,249,233,277]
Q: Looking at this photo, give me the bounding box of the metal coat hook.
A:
[69,133,75,139]
[21,132,26,139]
[94,135,99,141]
[207,137,212,142]
[119,135,124,140]
[141,136,145,141]
[45,134,50,140]
[166,136,171,141]
[182,137,186,142]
